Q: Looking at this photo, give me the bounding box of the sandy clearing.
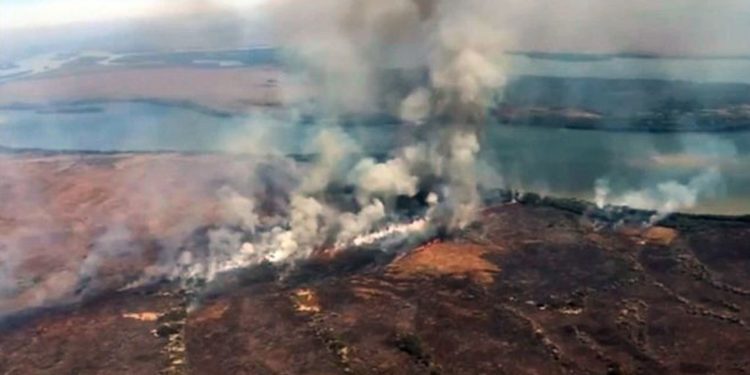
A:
[0,66,309,113]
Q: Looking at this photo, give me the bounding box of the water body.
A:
[0,102,402,154]
[5,49,750,85]
[0,102,243,152]
[0,48,276,83]
[2,50,749,214]
[1,101,748,215]
[507,55,750,84]
[483,126,750,215]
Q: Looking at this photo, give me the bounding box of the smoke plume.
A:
[592,135,737,223]
[4,0,749,321]
[595,168,724,223]
[277,0,505,222]
[171,0,510,283]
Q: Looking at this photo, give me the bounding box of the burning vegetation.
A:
[1,0,749,374]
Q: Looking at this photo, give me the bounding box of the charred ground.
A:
[1,197,749,374]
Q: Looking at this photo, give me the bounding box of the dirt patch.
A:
[643,226,679,246]
[191,300,230,324]
[0,66,308,113]
[388,242,500,285]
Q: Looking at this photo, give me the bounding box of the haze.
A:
[3,0,750,58]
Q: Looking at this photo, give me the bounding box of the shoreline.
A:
[508,192,750,228]
[4,98,750,134]
[0,144,746,220]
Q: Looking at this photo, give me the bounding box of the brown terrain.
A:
[0,152,284,316]
[1,153,750,374]
[0,67,306,112]
[4,64,750,133]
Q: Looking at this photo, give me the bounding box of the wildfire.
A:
[122,312,160,321]
[292,288,321,314]
[330,217,431,253]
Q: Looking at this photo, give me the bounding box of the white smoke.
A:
[217,186,259,232]
[400,88,432,125]
[273,0,506,227]
[5,0,750,320]
[182,0,510,282]
[205,227,246,281]
[0,2,511,309]
[349,158,419,205]
[298,128,358,194]
[193,127,391,280]
[594,135,736,224]
[0,0,513,301]
[336,199,387,244]
[595,167,724,223]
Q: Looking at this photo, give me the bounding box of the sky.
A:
[0,0,268,30]
[507,0,750,56]
[2,0,750,56]
[0,0,272,58]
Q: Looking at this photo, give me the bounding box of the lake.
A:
[1,101,748,215]
[6,49,750,84]
[508,54,750,84]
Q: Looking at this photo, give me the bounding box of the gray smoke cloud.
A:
[504,0,750,56]
[171,0,512,283]
[271,0,507,228]
[595,168,724,223]
[593,135,738,223]
[0,153,298,317]
[4,0,748,320]
[5,0,750,61]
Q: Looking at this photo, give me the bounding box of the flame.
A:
[163,216,435,287]
[292,288,321,314]
[122,312,160,321]
[331,217,431,253]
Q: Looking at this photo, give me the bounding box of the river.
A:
[1,101,748,215]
